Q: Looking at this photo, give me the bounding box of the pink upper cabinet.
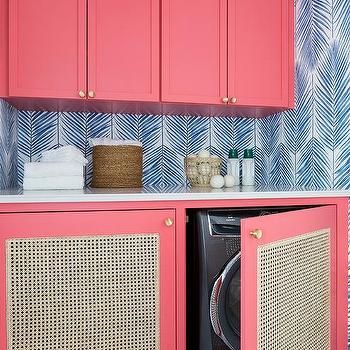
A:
[0,0,8,97]
[228,0,294,108]
[9,0,86,99]
[162,0,294,108]
[88,0,160,102]
[162,0,228,105]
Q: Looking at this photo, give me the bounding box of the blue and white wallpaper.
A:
[0,99,17,189]
[17,111,273,187]
[268,0,350,191]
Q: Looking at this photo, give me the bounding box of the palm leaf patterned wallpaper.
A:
[273,0,350,191]
[0,100,17,189]
[0,0,349,342]
[16,112,264,187]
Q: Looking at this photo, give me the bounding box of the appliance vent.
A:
[6,234,160,350]
[257,229,331,350]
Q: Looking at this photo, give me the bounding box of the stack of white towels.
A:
[23,146,88,190]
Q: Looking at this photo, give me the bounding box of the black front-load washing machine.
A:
[187,208,282,350]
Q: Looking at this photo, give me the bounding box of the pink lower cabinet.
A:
[0,210,176,350]
[187,201,347,350]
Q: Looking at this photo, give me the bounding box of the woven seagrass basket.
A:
[185,156,222,187]
[91,145,143,188]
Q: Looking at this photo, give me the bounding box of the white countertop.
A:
[0,186,348,203]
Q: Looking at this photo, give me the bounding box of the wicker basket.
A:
[91,145,143,188]
[185,156,222,187]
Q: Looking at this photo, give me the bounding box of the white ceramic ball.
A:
[198,149,210,158]
[224,175,235,188]
[210,175,225,189]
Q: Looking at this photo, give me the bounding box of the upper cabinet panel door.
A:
[88,0,160,102]
[228,0,294,107]
[162,0,227,104]
[241,206,337,349]
[9,0,86,99]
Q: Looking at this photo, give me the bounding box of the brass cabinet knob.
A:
[250,229,263,239]
[164,218,174,227]
[222,97,229,103]
[88,90,96,98]
[78,90,86,98]
[230,97,237,103]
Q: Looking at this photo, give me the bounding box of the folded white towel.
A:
[23,176,84,190]
[41,146,88,164]
[24,162,84,178]
[89,138,142,147]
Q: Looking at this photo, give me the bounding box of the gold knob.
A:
[78,90,86,98]
[164,218,174,227]
[222,97,229,103]
[88,90,95,98]
[230,97,237,103]
[250,229,263,239]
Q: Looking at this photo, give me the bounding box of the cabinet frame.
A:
[0,196,347,350]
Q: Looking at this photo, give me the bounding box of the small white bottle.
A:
[242,149,255,186]
[227,149,240,186]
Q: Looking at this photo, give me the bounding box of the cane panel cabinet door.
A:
[162,0,227,104]
[88,0,160,101]
[241,206,337,350]
[9,0,86,99]
[0,210,176,350]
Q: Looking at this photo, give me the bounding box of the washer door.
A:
[210,252,241,350]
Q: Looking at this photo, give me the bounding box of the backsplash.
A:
[17,111,275,187]
[0,100,17,189]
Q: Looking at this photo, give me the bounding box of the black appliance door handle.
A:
[210,275,223,336]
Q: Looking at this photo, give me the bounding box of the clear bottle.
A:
[227,149,240,186]
[242,149,255,186]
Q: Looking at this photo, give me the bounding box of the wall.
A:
[0,99,17,189]
[17,111,274,187]
[270,0,349,191]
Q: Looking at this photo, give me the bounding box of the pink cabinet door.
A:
[228,0,294,107]
[162,0,227,104]
[0,210,176,350]
[88,0,160,102]
[9,0,86,99]
[241,206,337,349]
